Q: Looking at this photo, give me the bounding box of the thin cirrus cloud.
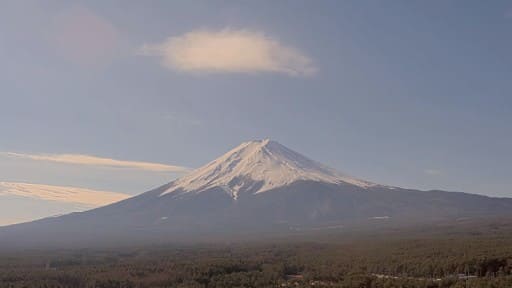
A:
[139,29,316,76]
[0,182,130,207]
[3,152,190,173]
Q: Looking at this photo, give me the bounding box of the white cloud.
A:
[0,182,130,207]
[140,29,316,76]
[2,152,190,173]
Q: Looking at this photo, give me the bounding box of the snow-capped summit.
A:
[161,139,376,199]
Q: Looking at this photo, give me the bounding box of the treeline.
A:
[1,233,512,287]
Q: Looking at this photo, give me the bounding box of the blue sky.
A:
[1,0,511,224]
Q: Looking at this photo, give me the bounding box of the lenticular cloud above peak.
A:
[140,29,316,76]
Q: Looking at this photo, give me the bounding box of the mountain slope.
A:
[1,139,512,247]
[162,139,376,199]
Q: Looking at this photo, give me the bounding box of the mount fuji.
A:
[1,139,512,247]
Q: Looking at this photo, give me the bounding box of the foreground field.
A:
[2,223,512,288]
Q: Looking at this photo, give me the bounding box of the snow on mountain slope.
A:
[161,139,376,199]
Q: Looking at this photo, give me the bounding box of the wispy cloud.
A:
[139,28,316,76]
[51,5,120,66]
[0,182,130,207]
[2,152,190,173]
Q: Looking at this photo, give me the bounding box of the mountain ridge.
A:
[1,139,512,248]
